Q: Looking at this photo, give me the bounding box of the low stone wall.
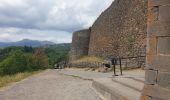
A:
[142,0,170,99]
[69,61,104,68]
[121,57,145,69]
[69,56,145,70]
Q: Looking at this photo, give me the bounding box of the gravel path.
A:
[0,70,102,100]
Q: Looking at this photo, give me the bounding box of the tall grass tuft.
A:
[0,70,43,88]
[72,56,108,64]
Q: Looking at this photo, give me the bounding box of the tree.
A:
[32,48,49,69]
[0,46,23,62]
[0,50,28,75]
[45,44,70,67]
[23,46,34,53]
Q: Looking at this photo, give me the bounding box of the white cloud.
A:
[0,28,72,43]
[0,0,113,43]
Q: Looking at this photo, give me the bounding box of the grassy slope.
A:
[0,70,45,88]
[72,56,109,64]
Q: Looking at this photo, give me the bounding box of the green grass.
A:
[0,70,45,88]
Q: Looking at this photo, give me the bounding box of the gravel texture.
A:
[0,70,101,100]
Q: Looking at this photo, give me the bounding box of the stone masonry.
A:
[69,0,170,99]
[70,29,91,61]
[70,0,147,68]
[89,0,147,59]
[141,0,170,100]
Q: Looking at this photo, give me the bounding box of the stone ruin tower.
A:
[70,29,90,61]
[142,0,170,99]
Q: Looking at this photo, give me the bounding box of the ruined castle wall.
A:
[88,0,147,61]
[142,0,170,99]
[70,29,91,61]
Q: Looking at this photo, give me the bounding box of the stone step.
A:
[112,77,144,92]
[127,77,145,83]
[92,78,143,100]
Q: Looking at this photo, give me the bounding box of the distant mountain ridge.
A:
[0,39,56,48]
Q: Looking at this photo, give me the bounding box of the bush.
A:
[0,44,70,75]
[31,48,49,70]
[0,48,49,76]
[45,44,70,66]
[0,50,28,75]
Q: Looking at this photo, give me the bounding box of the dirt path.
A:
[0,70,102,100]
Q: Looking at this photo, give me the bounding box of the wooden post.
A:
[119,58,123,75]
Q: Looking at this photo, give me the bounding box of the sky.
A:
[0,0,113,43]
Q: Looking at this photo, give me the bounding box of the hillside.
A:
[45,43,71,66]
[0,39,56,48]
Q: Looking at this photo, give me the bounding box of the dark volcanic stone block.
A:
[148,0,170,7]
[143,0,170,99]
[157,72,170,88]
[157,37,170,55]
[147,21,170,37]
[146,56,170,73]
[143,85,170,100]
[145,70,157,85]
[159,5,170,21]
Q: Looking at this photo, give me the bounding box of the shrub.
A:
[0,50,28,75]
[0,48,49,75]
[31,48,49,70]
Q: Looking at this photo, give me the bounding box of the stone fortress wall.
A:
[70,29,91,61]
[70,0,148,68]
[71,0,170,100]
[70,0,170,99]
[88,0,147,68]
[89,0,147,59]
[142,0,170,100]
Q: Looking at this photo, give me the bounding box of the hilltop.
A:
[0,39,56,48]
